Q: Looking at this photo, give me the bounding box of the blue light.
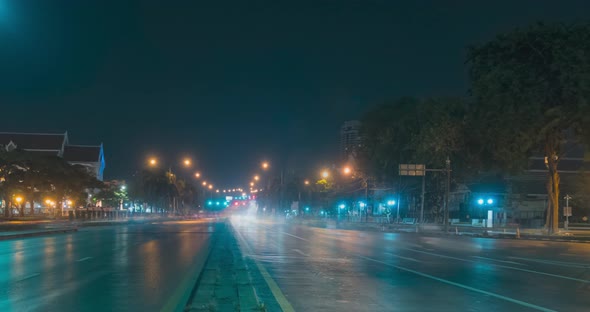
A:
[477,198,484,205]
[487,198,494,205]
[208,201,213,205]
[338,204,346,209]
[305,207,310,212]
[387,200,396,206]
[216,202,220,206]
[359,202,366,208]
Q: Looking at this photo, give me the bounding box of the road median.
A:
[185,222,266,312]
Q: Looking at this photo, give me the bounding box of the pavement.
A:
[231,216,590,312]
[0,220,218,312]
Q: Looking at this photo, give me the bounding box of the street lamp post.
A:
[444,157,451,232]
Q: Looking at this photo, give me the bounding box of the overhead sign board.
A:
[399,164,426,176]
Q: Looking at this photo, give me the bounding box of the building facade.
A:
[340,120,362,161]
[0,131,106,181]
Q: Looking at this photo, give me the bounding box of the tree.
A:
[467,22,590,234]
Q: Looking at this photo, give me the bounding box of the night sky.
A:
[1,1,588,187]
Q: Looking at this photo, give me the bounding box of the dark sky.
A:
[1,0,588,187]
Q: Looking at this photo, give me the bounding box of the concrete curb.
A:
[0,228,78,240]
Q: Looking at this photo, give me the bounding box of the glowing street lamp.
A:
[208,185,213,190]
[182,158,192,167]
[262,161,269,170]
[202,181,207,186]
[148,157,158,166]
[304,180,310,185]
[387,200,396,206]
[321,170,329,178]
[15,196,23,204]
[254,175,259,181]
[195,172,201,178]
[216,189,219,193]
[250,182,254,187]
[343,166,351,175]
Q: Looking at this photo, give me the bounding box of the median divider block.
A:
[186,223,263,312]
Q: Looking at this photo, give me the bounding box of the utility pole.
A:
[444,157,451,232]
[564,194,572,230]
[420,174,425,224]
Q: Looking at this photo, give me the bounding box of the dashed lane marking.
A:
[76,257,93,262]
[405,248,590,284]
[359,255,556,312]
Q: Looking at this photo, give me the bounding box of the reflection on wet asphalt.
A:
[0,221,216,312]
[232,217,590,312]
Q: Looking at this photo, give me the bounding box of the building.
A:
[0,131,106,181]
[63,144,106,181]
[0,131,68,157]
[340,120,362,161]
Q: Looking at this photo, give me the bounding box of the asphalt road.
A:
[0,220,217,312]
[232,217,590,312]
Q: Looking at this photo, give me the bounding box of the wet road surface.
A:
[0,221,217,312]
[232,217,590,312]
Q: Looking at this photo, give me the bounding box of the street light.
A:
[254,175,259,181]
[487,198,494,205]
[208,185,213,190]
[304,180,310,185]
[148,157,158,166]
[262,161,269,170]
[195,172,201,178]
[15,196,23,204]
[250,182,254,187]
[202,181,207,186]
[183,158,192,167]
[321,170,329,178]
[387,200,396,206]
[343,166,351,175]
[477,198,484,205]
[216,189,219,193]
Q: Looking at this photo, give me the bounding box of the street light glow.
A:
[202,181,207,186]
[477,198,484,205]
[343,166,351,175]
[321,170,329,178]
[15,196,23,203]
[149,157,157,166]
[262,161,269,170]
[254,175,259,181]
[250,182,254,186]
[208,185,213,189]
[387,200,396,206]
[304,180,310,185]
[216,189,219,193]
[487,198,494,205]
[195,172,201,178]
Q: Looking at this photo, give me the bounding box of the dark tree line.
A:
[357,22,590,233]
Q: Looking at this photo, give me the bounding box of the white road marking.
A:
[17,273,40,282]
[508,256,590,269]
[359,255,556,312]
[76,257,93,262]
[384,252,422,263]
[405,248,590,283]
[292,249,309,257]
[472,256,526,266]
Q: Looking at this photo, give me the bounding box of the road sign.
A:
[399,164,425,176]
[564,206,572,217]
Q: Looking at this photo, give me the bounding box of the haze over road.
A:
[232,217,590,312]
[0,221,217,312]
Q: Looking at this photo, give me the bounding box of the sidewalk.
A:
[0,227,78,240]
